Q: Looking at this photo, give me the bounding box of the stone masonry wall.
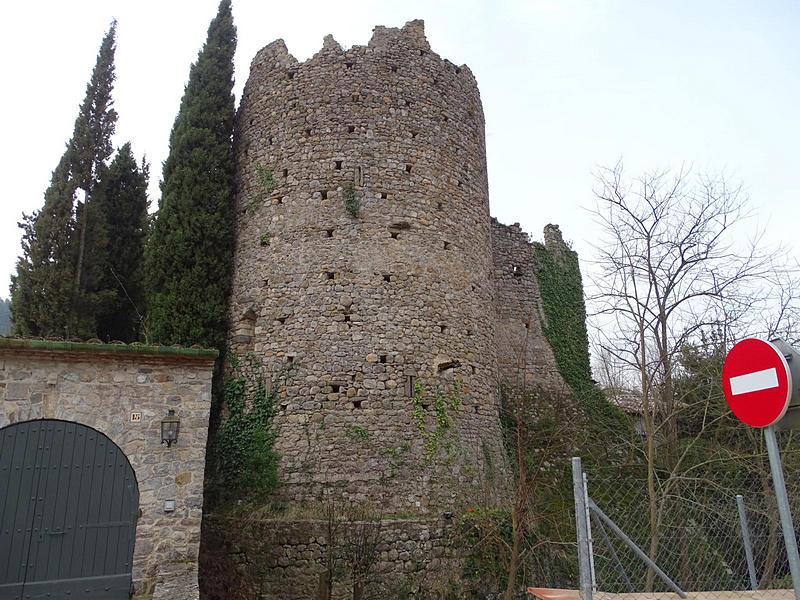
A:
[0,340,216,599]
[491,219,568,395]
[202,516,475,599]
[229,20,506,513]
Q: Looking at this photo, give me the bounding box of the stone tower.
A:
[229,20,538,512]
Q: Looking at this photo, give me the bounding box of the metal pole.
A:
[736,494,758,590]
[589,499,687,598]
[591,511,635,593]
[572,457,593,600]
[583,472,597,593]
[764,425,800,600]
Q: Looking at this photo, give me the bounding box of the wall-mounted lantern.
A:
[161,409,180,447]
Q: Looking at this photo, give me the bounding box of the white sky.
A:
[1,0,798,300]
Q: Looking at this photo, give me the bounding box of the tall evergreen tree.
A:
[12,155,78,337]
[144,0,237,349]
[68,21,118,336]
[0,298,11,336]
[11,22,118,338]
[68,173,114,339]
[95,143,150,342]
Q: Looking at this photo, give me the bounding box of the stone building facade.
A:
[0,339,216,599]
[228,19,570,515]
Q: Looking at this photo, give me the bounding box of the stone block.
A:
[5,382,29,400]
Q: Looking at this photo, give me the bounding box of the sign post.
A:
[723,338,800,600]
[763,424,800,600]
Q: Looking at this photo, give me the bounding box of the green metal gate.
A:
[0,420,139,599]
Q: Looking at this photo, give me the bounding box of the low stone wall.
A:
[0,338,217,598]
[201,515,488,599]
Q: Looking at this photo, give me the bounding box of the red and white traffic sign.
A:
[722,338,792,428]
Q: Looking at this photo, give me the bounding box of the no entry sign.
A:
[722,338,800,598]
[722,338,792,427]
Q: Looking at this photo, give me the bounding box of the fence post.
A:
[572,457,593,600]
[764,425,800,600]
[736,494,758,590]
[583,472,597,593]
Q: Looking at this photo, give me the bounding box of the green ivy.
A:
[531,240,626,432]
[458,506,513,587]
[347,424,369,442]
[256,163,275,195]
[245,163,276,213]
[412,379,462,462]
[212,353,289,503]
[378,442,410,481]
[343,183,359,218]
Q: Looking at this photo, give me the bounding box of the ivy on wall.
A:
[209,353,289,504]
[343,183,360,218]
[244,163,276,213]
[532,240,625,429]
[411,379,462,462]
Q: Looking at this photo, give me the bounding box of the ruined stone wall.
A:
[0,339,216,599]
[229,20,506,512]
[491,219,568,395]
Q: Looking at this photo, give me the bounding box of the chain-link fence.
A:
[567,457,800,600]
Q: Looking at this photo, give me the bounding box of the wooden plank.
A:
[527,589,798,600]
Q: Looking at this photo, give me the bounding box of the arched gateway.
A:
[0,419,139,599]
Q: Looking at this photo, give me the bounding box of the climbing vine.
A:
[211,353,290,503]
[532,240,625,430]
[256,163,275,195]
[412,379,462,462]
[347,424,369,443]
[343,183,360,218]
[245,163,276,213]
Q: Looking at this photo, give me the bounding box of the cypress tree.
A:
[144,0,237,348]
[68,21,118,337]
[68,170,113,339]
[11,155,77,337]
[95,143,150,341]
[10,22,118,338]
[0,298,11,336]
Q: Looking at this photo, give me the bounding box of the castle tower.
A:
[229,20,506,512]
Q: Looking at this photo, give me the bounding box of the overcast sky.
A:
[1,0,798,300]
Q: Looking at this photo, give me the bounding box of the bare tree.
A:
[506,385,579,600]
[342,504,383,600]
[317,498,343,600]
[589,162,777,588]
[464,383,579,600]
